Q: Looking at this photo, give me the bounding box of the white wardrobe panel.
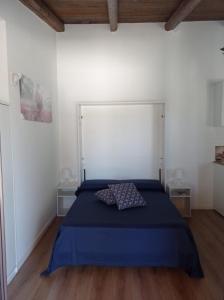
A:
[81,104,164,180]
[0,105,16,282]
[0,19,9,105]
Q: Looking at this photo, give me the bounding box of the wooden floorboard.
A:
[8,210,224,300]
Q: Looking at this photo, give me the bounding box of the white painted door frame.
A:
[0,134,8,300]
[76,101,166,185]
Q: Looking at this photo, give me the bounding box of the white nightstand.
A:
[166,184,191,218]
[57,186,77,216]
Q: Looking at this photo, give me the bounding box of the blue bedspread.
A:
[64,190,186,228]
[42,181,203,278]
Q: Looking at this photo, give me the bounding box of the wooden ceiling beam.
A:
[165,0,202,31]
[107,0,118,32]
[19,0,64,32]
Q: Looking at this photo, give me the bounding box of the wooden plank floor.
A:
[8,210,224,300]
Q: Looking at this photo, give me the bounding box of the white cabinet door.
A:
[0,19,9,105]
[214,163,224,216]
[0,105,16,282]
[81,104,164,180]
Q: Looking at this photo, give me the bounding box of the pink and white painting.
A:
[20,75,52,123]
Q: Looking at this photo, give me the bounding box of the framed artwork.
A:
[215,146,224,164]
[19,75,52,123]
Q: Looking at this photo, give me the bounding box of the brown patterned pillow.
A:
[95,189,116,205]
[109,183,146,210]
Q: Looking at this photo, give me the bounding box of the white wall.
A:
[56,22,224,209]
[0,0,58,282]
[165,22,224,209]
[57,24,166,182]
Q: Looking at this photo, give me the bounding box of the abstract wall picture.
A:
[19,75,52,123]
[215,146,224,164]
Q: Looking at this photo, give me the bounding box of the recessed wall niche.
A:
[207,80,224,127]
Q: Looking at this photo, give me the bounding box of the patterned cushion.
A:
[108,183,146,210]
[95,189,116,205]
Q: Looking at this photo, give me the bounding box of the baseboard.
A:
[192,204,213,210]
[7,267,18,284]
[9,213,56,283]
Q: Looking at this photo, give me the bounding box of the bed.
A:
[42,180,203,278]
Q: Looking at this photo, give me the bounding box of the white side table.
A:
[57,186,77,216]
[166,184,191,218]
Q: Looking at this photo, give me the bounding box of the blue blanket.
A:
[42,180,203,278]
[64,190,186,228]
